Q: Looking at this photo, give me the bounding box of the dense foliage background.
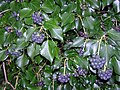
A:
[0,0,120,90]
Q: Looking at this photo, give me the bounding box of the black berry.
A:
[79,31,88,39]
[98,68,112,80]
[78,46,84,56]
[16,30,22,37]
[35,81,44,87]
[12,11,19,21]
[32,32,44,43]
[58,73,70,84]
[32,12,44,24]
[89,55,106,70]
[73,67,87,77]
[10,51,21,57]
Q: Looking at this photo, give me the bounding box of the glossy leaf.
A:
[61,12,75,26]
[16,54,29,69]
[20,8,32,20]
[40,40,54,63]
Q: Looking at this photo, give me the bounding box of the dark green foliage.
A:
[0,0,120,90]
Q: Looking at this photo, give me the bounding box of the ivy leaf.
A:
[16,54,29,69]
[42,0,55,13]
[27,43,40,59]
[20,8,32,20]
[61,12,75,26]
[25,27,35,41]
[83,16,95,30]
[16,38,28,50]
[44,19,63,41]
[50,28,63,41]
[111,57,120,75]
[40,40,54,63]
[108,29,120,41]
[100,44,114,62]
[116,75,120,82]
[70,37,84,47]
[44,19,58,29]
[0,50,6,61]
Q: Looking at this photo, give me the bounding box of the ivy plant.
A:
[0,0,120,90]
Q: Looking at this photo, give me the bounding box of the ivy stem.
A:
[97,35,104,55]
[77,14,86,33]
[52,80,54,90]
[63,58,68,75]
[0,9,11,15]
[103,41,108,71]
[37,61,47,74]
[2,62,16,90]
[15,75,19,89]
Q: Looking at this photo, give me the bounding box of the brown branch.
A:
[2,62,16,90]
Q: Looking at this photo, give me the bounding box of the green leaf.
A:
[25,27,36,41]
[63,22,75,32]
[0,50,6,61]
[111,57,120,75]
[44,19,58,29]
[116,75,120,82]
[42,0,55,13]
[40,40,54,63]
[50,28,63,41]
[100,44,114,62]
[108,29,120,41]
[20,8,32,20]
[27,43,40,59]
[16,38,28,50]
[0,29,4,44]
[83,16,95,30]
[44,19,63,41]
[23,0,40,11]
[61,12,75,26]
[16,54,29,69]
[70,37,84,47]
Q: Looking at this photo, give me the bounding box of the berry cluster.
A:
[73,67,87,77]
[32,12,44,24]
[78,46,84,56]
[5,50,21,57]
[77,67,87,76]
[79,31,88,39]
[35,81,44,87]
[89,55,106,70]
[5,26,13,32]
[10,51,21,57]
[98,68,112,80]
[58,74,70,83]
[16,30,22,37]
[12,11,19,21]
[32,32,45,43]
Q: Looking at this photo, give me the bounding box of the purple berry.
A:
[35,81,44,87]
[98,68,112,80]
[10,51,21,57]
[16,30,22,37]
[32,11,44,24]
[89,55,106,70]
[32,32,44,43]
[58,74,70,84]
